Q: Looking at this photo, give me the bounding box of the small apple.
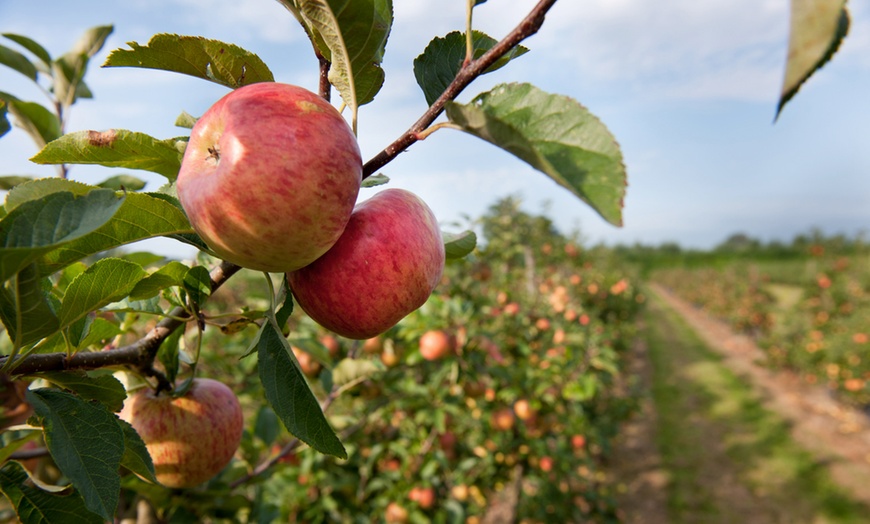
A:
[120,378,243,488]
[362,336,384,354]
[539,455,554,472]
[513,399,535,421]
[319,335,341,358]
[292,346,322,377]
[409,486,436,509]
[419,330,454,361]
[491,407,515,431]
[385,502,409,524]
[288,189,445,339]
[176,82,362,272]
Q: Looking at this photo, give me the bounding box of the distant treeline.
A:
[606,230,869,273]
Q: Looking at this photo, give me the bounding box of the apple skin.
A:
[177,82,362,272]
[287,188,445,339]
[119,378,243,489]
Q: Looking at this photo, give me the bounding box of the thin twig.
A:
[361,0,558,179]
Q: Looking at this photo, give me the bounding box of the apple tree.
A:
[0,0,851,521]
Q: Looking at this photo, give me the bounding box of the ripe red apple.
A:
[176,82,362,272]
[119,378,243,489]
[419,330,454,361]
[288,189,445,339]
[409,486,436,509]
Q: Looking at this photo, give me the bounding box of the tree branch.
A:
[361,0,558,179]
[0,261,242,377]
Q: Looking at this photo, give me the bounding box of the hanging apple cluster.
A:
[176,82,446,339]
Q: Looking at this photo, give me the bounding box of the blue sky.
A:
[1,0,868,255]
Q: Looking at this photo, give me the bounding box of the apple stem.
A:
[361,0,558,179]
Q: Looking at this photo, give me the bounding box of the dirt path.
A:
[612,285,870,523]
[648,284,870,506]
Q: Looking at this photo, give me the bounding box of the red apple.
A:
[292,346,322,377]
[177,82,362,272]
[385,502,409,523]
[419,330,454,361]
[409,486,436,509]
[491,408,516,431]
[288,189,444,339]
[119,378,243,489]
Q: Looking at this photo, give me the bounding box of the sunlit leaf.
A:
[445,83,626,226]
[104,34,274,89]
[59,258,147,329]
[361,173,389,188]
[30,129,184,181]
[777,0,849,118]
[96,174,147,191]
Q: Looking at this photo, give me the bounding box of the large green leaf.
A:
[0,189,125,283]
[258,321,346,459]
[37,192,194,277]
[2,33,52,68]
[30,129,185,181]
[414,30,528,106]
[4,178,93,213]
[128,260,191,301]
[777,0,849,119]
[38,371,127,413]
[59,258,146,329]
[26,388,125,521]
[445,83,626,226]
[279,0,392,127]
[0,462,103,524]
[0,44,38,82]
[103,34,274,89]
[0,264,59,349]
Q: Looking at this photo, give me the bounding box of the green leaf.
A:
[414,30,528,106]
[0,95,62,149]
[4,178,93,214]
[30,129,185,181]
[0,461,103,524]
[281,0,393,129]
[96,174,147,191]
[38,371,126,413]
[76,318,121,350]
[445,83,626,226]
[156,326,183,384]
[0,176,31,191]
[0,264,59,348]
[777,0,849,119]
[0,44,38,81]
[117,417,158,484]
[331,358,383,388]
[103,34,274,89]
[0,99,10,139]
[52,25,113,107]
[182,265,211,306]
[257,321,346,458]
[26,388,124,521]
[2,33,52,67]
[59,258,146,329]
[129,260,190,300]
[443,230,477,259]
[36,192,194,278]
[0,189,125,284]
[361,173,389,188]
